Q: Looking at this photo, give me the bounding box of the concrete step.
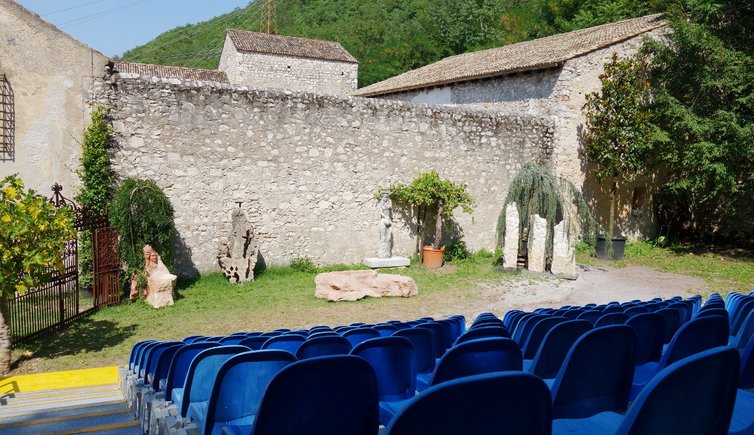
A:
[1,404,139,434]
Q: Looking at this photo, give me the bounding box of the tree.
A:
[388,171,474,251]
[643,1,754,239]
[75,106,115,288]
[0,175,75,373]
[582,52,653,239]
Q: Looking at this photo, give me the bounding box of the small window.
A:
[631,186,646,216]
[287,65,291,69]
[0,74,14,162]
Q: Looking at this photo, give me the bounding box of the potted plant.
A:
[582,53,653,260]
[389,171,474,268]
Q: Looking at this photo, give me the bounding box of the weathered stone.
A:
[363,256,410,268]
[551,220,577,279]
[377,192,393,259]
[528,214,547,273]
[143,245,176,309]
[217,208,259,283]
[502,203,520,271]
[314,270,418,302]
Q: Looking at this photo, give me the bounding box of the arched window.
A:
[0,74,14,161]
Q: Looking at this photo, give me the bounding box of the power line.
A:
[58,0,150,28]
[41,0,113,17]
[183,5,266,68]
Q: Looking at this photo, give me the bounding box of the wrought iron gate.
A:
[9,183,121,346]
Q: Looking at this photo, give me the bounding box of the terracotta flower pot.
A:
[422,245,445,269]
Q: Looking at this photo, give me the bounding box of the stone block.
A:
[315,270,418,302]
[143,245,176,309]
[363,257,410,268]
[502,203,520,271]
[528,214,547,273]
[551,220,577,279]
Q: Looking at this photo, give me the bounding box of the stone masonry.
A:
[103,76,554,277]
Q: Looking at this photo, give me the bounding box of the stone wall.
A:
[104,76,554,276]
[0,0,108,193]
[379,29,666,238]
[218,34,358,95]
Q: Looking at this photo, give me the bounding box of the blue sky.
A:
[16,0,251,57]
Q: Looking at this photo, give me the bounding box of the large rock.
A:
[143,245,176,308]
[315,270,418,302]
[527,214,547,273]
[502,203,520,271]
[551,220,577,279]
[217,208,259,283]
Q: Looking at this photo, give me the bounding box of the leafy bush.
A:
[290,257,318,274]
[445,240,471,262]
[623,240,656,259]
[109,178,175,283]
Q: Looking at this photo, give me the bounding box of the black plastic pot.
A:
[596,235,627,260]
[81,284,93,299]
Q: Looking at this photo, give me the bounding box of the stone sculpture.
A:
[315,270,418,302]
[551,220,577,279]
[143,244,176,308]
[528,214,547,273]
[378,192,393,258]
[502,203,520,271]
[217,207,259,283]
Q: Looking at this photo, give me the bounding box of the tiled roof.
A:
[225,29,357,64]
[353,14,666,97]
[111,61,229,83]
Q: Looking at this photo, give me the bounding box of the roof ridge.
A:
[225,29,358,64]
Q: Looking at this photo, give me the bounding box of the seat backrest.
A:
[384,372,552,435]
[522,317,567,359]
[238,336,269,350]
[732,310,754,350]
[502,310,525,330]
[434,320,456,349]
[151,344,184,390]
[562,309,585,320]
[296,335,352,359]
[135,341,161,376]
[204,350,297,435]
[695,308,728,321]
[661,315,729,368]
[667,302,691,324]
[218,335,247,345]
[513,314,548,346]
[164,342,219,401]
[576,310,603,325]
[595,313,629,328]
[430,338,522,387]
[143,341,181,383]
[626,313,665,364]
[740,334,754,389]
[393,327,435,374]
[624,306,649,317]
[615,347,739,435]
[343,327,381,347]
[414,323,447,359]
[351,337,416,401]
[250,355,378,435]
[373,324,398,336]
[129,340,154,371]
[602,305,624,314]
[456,326,510,345]
[656,308,682,343]
[529,320,591,379]
[181,345,250,417]
[731,298,754,336]
[551,325,636,419]
[261,335,306,353]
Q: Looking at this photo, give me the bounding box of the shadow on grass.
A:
[665,241,754,260]
[15,318,137,368]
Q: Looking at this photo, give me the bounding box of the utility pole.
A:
[259,0,277,34]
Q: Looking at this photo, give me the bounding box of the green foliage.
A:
[289,257,318,274]
[0,175,76,297]
[497,163,596,262]
[389,171,474,250]
[583,53,653,238]
[121,0,673,88]
[109,179,176,282]
[445,240,471,262]
[75,106,115,287]
[623,239,655,258]
[643,0,754,240]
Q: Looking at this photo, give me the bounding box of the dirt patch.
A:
[424,264,710,321]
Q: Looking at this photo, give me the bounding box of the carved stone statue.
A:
[378,192,393,259]
[217,207,259,283]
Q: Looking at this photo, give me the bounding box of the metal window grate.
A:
[0,74,15,161]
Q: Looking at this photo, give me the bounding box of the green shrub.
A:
[623,240,655,258]
[109,178,175,284]
[445,240,471,262]
[290,257,318,273]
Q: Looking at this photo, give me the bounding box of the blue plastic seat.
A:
[163,342,219,401]
[527,320,591,379]
[134,341,162,377]
[218,336,247,345]
[350,337,416,425]
[260,335,306,354]
[237,336,269,350]
[295,335,352,359]
[695,307,729,320]
[128,340,155,372]
[141,341,182,384]
[626,313,665,365]
[594,313,629,327]
[624,306,649,317]
[631,315,729,399]
[730,299,754,336]
[415,323,448,359]
[393,327,435,391]
[576,310,603,325]
[222,355,378,435]
[455,325,510,345]
[306,331,340,340]
[175,345,249,419]
[343,327,381,347]
[150,344,184,390]
[656,307,683,343]
[430,337,522,387]
[502,310,525,330]
[202,350,297,435]
[552,347,739,435]
[384,372,552,435]
[522,317,568,359]
[373,324,398,336]
[562,309,585,320]
[550,325,636,419]
[512,314,548,346]
[738,333,754,389]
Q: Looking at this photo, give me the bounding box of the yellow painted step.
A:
[0,366,118,395]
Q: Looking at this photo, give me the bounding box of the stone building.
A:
[354,14,668,238]
[218,29,358,94]
[0,0,108,193]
